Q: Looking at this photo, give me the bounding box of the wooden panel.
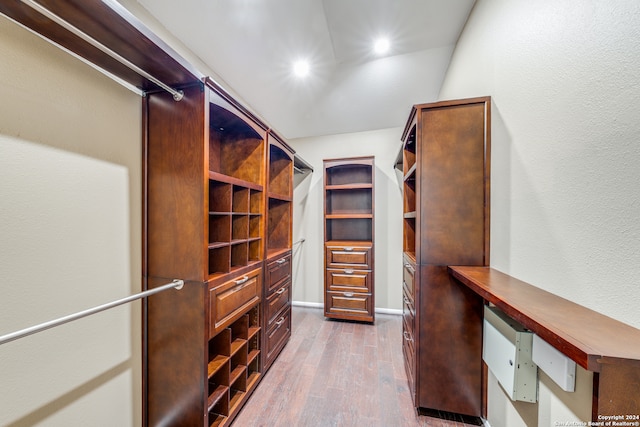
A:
[0,0,200,91]
[326,244,372,269]
[265,307,291,366]
[419,102,487,266]
[265,281,291,327]
[416,266,484,416]
[210,269,261,337]
[326,268,371,293]
[265,252,292,294]
[325,292,373,320]
[146,278,206,427]
[146,85,207,282]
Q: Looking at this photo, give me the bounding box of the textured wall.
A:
[439,0,640,425]
[0,16,141,426]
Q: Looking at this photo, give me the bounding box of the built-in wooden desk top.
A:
[449,266,640,373]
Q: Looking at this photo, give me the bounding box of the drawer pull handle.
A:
[276,258,287,265]
[344,269,354,274]
[343,292,355,297]
[275,316,285,327]
[404,264,414,273]
[403,331,413,342]
[276,287,286,295]
[234,276,249,285]
[343,247,354,251]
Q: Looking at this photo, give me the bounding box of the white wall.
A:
[0,17,141,426]
[290,127,404,311]
[439,0,640,425]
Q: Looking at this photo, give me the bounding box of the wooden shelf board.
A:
[230,338,246,357]
[404,163,417,180]
[449,266,640,372]
[266,247,291,260]
[210,212,232,216]
[209,242,230,250]
[325,240,373,247]
[209,171,263,191]
[229,389,246,414]
[230,365,247,385]
[207,385,229,412]
[404,212,417,219]
[207,260,263,283]
[247,371,261,390]
[326,214,373,219]
[207,355,230,378]
[268,192,292,202]
[247,349,260,365]
[326,183,372,190]
[208,413,226,427]
[248,326,260,341]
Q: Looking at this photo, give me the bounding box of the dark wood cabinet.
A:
[323,157,375,322]
[400,97,490,417]
[144,79,294,426]
[262,132,294,371]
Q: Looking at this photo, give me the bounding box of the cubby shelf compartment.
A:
[206,304,262,427]
[208,170,264,279]
[268,143,293,199]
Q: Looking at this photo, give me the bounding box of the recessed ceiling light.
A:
[374,37,390,55]
[293,59,310,78]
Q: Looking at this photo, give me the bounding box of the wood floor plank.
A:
[232,307,483,427]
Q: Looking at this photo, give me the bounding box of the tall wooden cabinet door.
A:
[418,101,489,267]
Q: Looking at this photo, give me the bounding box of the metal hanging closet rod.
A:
[0,279,184,346]
[19,0,184,101]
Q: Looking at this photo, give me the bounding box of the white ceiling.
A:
[135,0,475,139]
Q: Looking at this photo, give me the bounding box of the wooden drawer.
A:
[265,280,291,327]
[325,291,372,318]
[209,268,261,337]
[403,255,415,302]
[403,310,416,403]
[402,289,415,339]
[326,244,372,269]
[326,268,371,293]
[265,307,291,365]
[265,252,291,294]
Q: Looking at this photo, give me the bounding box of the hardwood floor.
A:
[233,306,483,427]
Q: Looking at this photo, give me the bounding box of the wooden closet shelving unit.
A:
[144,80,270,427]
[323,156,375,323]
[263,131,294,371]
[399,97,491,417]
[0,3,303,426]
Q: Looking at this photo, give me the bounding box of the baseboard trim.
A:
[291,301,402,316]
[291,301,323,309]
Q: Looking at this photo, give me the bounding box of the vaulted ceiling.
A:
[135,0,475,139]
